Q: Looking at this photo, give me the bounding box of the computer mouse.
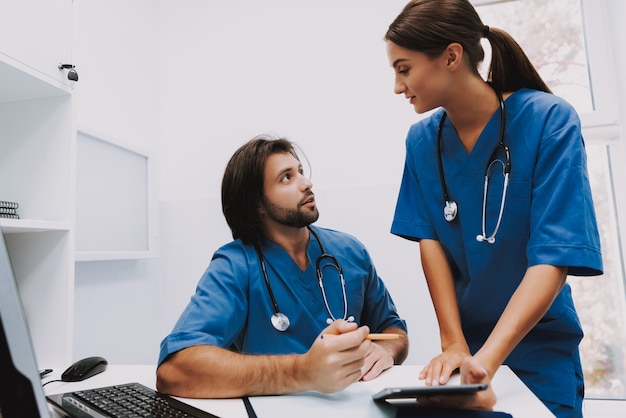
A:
[61,356,108,382]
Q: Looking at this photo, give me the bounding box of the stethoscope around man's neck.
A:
[255,226,353,332]
[437,87,511,244]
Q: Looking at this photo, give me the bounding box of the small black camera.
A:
[58,63,79,82]
[67,68,79,81]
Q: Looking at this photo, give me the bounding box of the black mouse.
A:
[61,356,108,382]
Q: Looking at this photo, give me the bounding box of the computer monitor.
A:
[0,229,50,417]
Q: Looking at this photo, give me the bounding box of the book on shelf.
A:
[0,201,20,219]
[0,200,19,209]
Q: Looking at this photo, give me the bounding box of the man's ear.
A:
[444,43,464,69]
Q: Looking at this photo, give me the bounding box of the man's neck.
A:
[262,225,310,270]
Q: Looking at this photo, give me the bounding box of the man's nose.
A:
[300,174,313,190]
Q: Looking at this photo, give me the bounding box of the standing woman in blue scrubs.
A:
[385,0,602,416]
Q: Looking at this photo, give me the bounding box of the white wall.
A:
[157,0,418,200]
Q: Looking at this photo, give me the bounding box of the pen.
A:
[322,333,404,340]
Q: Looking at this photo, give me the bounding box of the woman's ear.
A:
[444,43,464,69]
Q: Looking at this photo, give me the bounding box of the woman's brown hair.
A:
[385,0,551,93]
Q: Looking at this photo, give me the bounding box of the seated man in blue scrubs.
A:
[156,135,408,398]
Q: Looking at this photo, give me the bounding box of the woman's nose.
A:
[394,78,405,95]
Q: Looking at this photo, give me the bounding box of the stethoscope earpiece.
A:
[326,315,355,325]
[475,234,495,244]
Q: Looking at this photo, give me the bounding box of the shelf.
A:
[0,0,75,372]
[75,250,157,262]
[0,52,72,103]
[0,219,71,234]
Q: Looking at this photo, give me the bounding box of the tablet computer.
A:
[372,383,488,401]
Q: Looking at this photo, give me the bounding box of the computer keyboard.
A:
[47,382,220,418]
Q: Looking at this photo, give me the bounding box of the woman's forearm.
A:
[475,264,567,376]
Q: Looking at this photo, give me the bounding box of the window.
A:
[475,0,626,399]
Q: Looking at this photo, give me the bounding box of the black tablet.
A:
[372,383,489,401]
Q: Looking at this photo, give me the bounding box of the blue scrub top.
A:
[159,225,406,365]
[391,89,602,408]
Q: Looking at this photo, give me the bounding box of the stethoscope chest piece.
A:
[271,312,290,332]
[444,200,458,222]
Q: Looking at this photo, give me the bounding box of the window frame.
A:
[581,0,626,296]
[579,0,620,141]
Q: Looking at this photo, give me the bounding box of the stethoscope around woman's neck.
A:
[255,226,353,332]
[437,87,511,244]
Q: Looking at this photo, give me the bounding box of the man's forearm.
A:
[156,323,372,398]
[156,344,306,398]
[376,326,409,364]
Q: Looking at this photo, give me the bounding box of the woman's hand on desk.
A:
[419,342,470,386]
[416,356,497,411]
[460,357,496,409]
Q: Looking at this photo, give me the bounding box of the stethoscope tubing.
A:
[437,86,510,243]
[256,226,352,332]
[255,245,281,316]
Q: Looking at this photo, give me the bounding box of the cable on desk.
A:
[242,397,258,418]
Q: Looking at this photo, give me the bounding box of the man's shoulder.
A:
[310,225,363,248]
[213,239,254,259]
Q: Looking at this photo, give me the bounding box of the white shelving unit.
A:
[0,0,76,371]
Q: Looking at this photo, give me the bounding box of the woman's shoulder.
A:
[408,108,444,132]
[507,89,580,129]
[404,108,444,147]
[508,88,576,113]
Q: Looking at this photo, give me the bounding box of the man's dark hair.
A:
[221,135,299,245]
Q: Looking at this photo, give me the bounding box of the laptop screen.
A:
[0,229,50,417]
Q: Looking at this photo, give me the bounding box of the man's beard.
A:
[263,198,319,228]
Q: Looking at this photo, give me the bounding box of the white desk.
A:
[43,365,554,417]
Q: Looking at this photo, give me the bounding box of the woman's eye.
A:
[398,67,409,76]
